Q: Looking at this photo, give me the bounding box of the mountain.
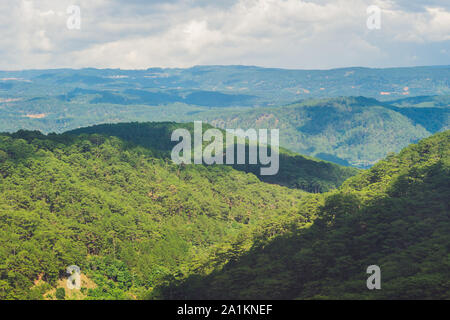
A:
[1,95,447,170]
[157,130,450,300]
[0,124,448,300]
[386,95,450,133]
[1,66,449,106]
[0,126,304,299]
[0,65,449,133]
[0,121,356,299]
[1,67,448,169]
[390,95,450,108]
[200,96,449,168]
[67,122,358,193]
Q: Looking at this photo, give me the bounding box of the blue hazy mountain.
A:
[0,66,448,168]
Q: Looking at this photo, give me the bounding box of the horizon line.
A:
[1,64,449,73]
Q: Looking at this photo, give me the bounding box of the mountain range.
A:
[0,66,449,168]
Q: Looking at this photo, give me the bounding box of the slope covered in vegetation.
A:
[158,130,450,300]
[202,96,449,168]
[0,126,308,299]
[68,122,358,193]
[0,123,447,300]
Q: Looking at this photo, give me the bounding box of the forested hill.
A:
[158,130,450,300]
[1,124,447,300]
[200,96,449,168]
[67,122,358,193]
[0,128,307,299]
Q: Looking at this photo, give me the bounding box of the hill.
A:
[157,130,450,299]
[0,65,449,135]
[1,67,448,169]
[1,66,449,107]
[0,126,310,299]
[0,124,448,300]
[67,122,358,193]
[200,96,449,167]
[0,121,357,299]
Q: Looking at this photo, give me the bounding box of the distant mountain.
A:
[1,65,449,104]
[200,96,449,168]
[0,66,448,168]
[390,95,450,108]
[158,130,450,300]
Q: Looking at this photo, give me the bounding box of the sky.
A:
[0,0,449,70]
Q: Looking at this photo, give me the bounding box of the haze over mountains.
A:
[1,65,449,106]
[1,65,449,168]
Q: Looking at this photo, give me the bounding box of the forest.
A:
[0,122,448,299]
[157,130,450,299]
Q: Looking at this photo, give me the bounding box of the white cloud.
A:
[0,0,448,70]
[383,5,450,43]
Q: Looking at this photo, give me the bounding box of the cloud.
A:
[385,0,450,12]
[0,0,448,70]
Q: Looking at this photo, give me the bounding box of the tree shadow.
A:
[154,160,449,300]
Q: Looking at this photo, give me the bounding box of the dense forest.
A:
[0,123,448,300]
[68,122,358,193]
[0,123,307,299]
[157,130,450,299]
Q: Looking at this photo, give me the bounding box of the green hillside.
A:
[200,97,449,167]
[0,127,308,299]
[0,123,448,300]
[67,122,358,193]
[157,130,450,300]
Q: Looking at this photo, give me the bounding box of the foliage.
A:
[158,131,450,300]
[55,288,65,300]
[68,122,358,192]
[0,121,448,300]
[201,96,449,167]
[0,125,305,299]
[1,67,449,169]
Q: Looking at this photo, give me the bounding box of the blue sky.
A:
[0,0,448,70]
